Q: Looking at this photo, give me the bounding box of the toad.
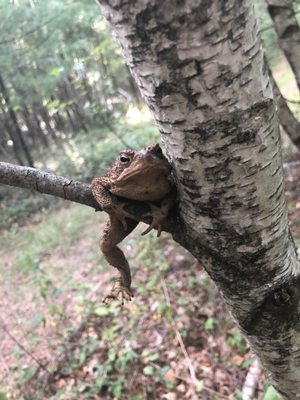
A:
[92,143,176,303]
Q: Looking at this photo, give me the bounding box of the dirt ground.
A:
[0,203,271,400]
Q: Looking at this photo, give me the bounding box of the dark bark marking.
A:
[267,5,289,19]
[205,161,232,183]
[241,276,300,336]
[183,188,201,201]
[281,24,299,40]
[177,0,211,27]
[271,164,281,177]
[260,161,272,171]
[234,129,256,144]
[154,81,180,102]
[268,180,283,200]
[135,3,158,43]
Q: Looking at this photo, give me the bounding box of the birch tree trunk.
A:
[96,0,300,398]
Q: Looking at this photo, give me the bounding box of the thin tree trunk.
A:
[50,95,65,132]
[0,110,25,165]
[61,76,88,133]
[21,105,38,146]
[96,0,300,397]
[0,75,34,167]
[38,106,57,140]
[32,105,49,147]
[0,121,16,163]
[268,66,300,147]
[265,0,300,92]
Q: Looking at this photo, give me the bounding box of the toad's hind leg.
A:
[100,215,138,304]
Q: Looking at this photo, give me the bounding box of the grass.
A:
[0,202,95,275]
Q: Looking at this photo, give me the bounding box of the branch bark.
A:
[0,161,179,234]
[0,162,99,210]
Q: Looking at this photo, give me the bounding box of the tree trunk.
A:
[97,0,300,397]
[32,105,49,147]
[62,76,88,133]
[21,105,38,146]
[0,110,25,165]
[38,106,57,140]
[0,75,34,167]
[50,95,65,132]
[268,66,300,148]
[265,0,300,92]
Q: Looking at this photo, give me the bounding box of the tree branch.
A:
[0,161,180,236]
[0,161,99,210]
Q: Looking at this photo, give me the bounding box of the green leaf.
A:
[195,380,204,392]
[113,384,122,398]
[143,365,154,375]
[241,358,254,369]
[204,317,214,331]
[263,386,280,400]
[49,67,64,77]
[0,393,8,400]
[28,313,45,327]
[93,306,111,316]
[235,388,243,400]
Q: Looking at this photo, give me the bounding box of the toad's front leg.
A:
[92,177,139,230]
[100,215,138,304]
[142,188,177,237]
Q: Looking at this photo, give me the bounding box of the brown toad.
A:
[92,143,176,303]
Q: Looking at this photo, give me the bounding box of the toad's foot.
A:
[141,202,168,237]
[102,280,134,305]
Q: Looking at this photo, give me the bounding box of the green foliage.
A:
[204,316,215,331]
[0,0,139,170]
[0,203,92,272]
[235,388,243,400]
[0,0,127,106]
[227,331,247,353]
[195,379,204,393]
[263,385,280,400]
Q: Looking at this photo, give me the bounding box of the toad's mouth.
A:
[116,164,171,184]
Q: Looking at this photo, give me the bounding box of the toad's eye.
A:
[120,155,130,164]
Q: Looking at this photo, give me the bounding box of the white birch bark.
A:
[96,0,300,397]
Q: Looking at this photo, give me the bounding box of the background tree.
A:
[253,0,300,149]
[0,0,136,165]
[265,0,300,91]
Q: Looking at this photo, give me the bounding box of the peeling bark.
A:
[96,0,300,397]
[266,0,300,92]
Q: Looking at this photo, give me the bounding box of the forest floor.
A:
[5,184,300,399]
[0,199,273,400]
